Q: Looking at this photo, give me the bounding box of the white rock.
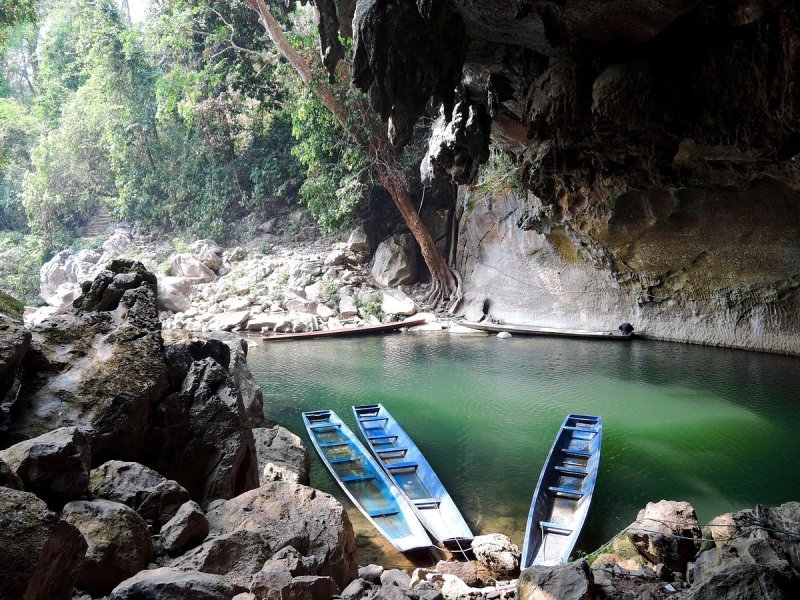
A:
[339,296,358,319]
[347,225,372,252]
[381,289,416,316]
[206,311,250,331]
[304,282,324,303]
[409,322,445,332]
[316,304,335,319]
[324,248,347,266]
[246,314,281,332]
[440,574,471,599]
[23,305,64,328]
[448,324,488,335]
[157,277,193,313]
[169,254,215,283]
[222,297,251,312]
[371,234,417,287]
[102,231,136,257]
[497,331,512,339]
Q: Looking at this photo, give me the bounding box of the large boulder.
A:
[471,533,520,577]
[169,254,216,283]
[518,560,594,600]
[252,426,310,485]
[62,499,153,594]
[89,460,190,529]
[347,225,373,252]
[251,574,339,600]
[109,567,245,600]
[0,457,22,489]
[0,426,91,503]
[0,487,87,600]
[207,311,251,332]
[213,335,265,428]
[190,240,223,272]
[158,276,194,313]
[144,357,259,504]
[9,260,168,464]
[202,482,358,589]
[628,499,702,571]
[381,289,417,316]
[371,234,418,287]
[433,560,494,587]
[39,249,99,309]
[0,314,31,442]
[160,500,209,555]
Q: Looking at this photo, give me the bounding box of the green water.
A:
[247,333,800,565]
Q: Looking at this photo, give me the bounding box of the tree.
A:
[244,0,461,310]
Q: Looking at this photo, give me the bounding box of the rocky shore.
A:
[2,258,799,598]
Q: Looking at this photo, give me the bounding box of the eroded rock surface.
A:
[109,567,245,600]
[628,499,702,572]
[252,425,310,485]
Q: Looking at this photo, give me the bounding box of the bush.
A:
[357,291,382,319]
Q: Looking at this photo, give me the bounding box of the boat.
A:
[460,321,633,340]
[262,318,426,341]
[521,414,603,568]
[302,410,432,553]
[353,404,474,551]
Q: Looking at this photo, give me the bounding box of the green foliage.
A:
[474,149,522,197]
[0,230,43,304]
[0,288,23,319]
[357,291,382,320]
[321,278,342,304]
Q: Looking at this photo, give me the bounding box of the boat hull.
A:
[354,404,473,550]
[521,414,603,567]
[262,318,426,341]
[302,410,431,553]
[460,321,633,340]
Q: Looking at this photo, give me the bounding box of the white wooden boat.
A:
[460,321,633,340]
[353,403,474,551]
[521,414,603,567]
[302,410,432,552]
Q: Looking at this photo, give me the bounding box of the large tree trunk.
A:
[246,0,461,310]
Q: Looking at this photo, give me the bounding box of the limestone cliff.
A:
[332,0,800,353]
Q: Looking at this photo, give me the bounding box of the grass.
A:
[0,290,24,319]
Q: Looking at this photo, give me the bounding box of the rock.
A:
[207,311,251,331]
[381,289,417,316]
[224,247,246,262]
[109,567,244,600]
[304,281,324,302]
[340,578,372,600]
[158,276,194,312]
[628,500,702,571]
[251,574,339,600]
[339,295,358,318]
[245,314,276,332]
[89,461,190,529]
[170,253,216,283]
[420,102,491,185]
[447,324,487,335]
[381,568,412,587]
[0,426,91,503]
[316,303,335,319]
[102,230,136,257]
[257,219,277,234]
[22,305,63,328]
[233,595,256,600]
[203,482,358,589]
[190,240,223,272]
[324,248,347,266]
[371,234,418,287]
[0,487,87,600]
[347,225,373,252]
[144,357,259,504]
[39,250,99,308]
[688,537,798,600]
[211,334,266,428]
[497,331,512,339]
[434,560,494,587]
[518,560,594,600]
[359,564,384,584]
[0,457,22,489]
[252,426,310,485]
[372,585,411,600]
[283,295,317,314]
[10,260,168,464]
[62,499,153,594]
[222,297,251,312]
[0,313,30,436]
[438,574,471,599]
[161,500,209,555]
[471,533,520,577]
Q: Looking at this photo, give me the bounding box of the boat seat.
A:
[549,486,584,499]
[319,441,349,448]
[540,521,573,535]
[341,474,375,483]
[555,465,588,477]
[387,461,418,471]
[360,416,389,422]
[368,435,397,443]
[564,425,599,433]
[377,447,408,456]
[561,448,591,458]
[368,508,400,518]
[330,456,358,464]
[413,498,440,509]
[310,423,341,431]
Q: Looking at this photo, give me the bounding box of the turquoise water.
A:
[247,333,800,566]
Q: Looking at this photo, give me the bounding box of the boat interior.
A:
[527,414,602,566]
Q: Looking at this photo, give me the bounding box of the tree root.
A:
[421,267,463,313]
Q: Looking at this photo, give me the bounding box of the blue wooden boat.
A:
[521,414,603,567]
[353,404,474,551]
[302,410,432,553]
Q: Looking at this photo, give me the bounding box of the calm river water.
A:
[247,332,800,568]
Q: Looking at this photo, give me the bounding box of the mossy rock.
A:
[0,290,24,320]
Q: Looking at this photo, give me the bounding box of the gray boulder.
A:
[518,559,594,600]
[204,482,358,589]
[0,426,91,503]
[161,500,209,555]
[358,564,384,584]
[169,254,216,283]
[347,225,373,252]
[89,460,190,529]
[471,533,521,577]
[213,335,265,428]
[380,568,411,588]
[109,567,244,600]
[628,499,702,571]
[340,578,373,600]
[371,234,418,287]
[0,487,87,600]
[0,313,30,437]
[252,425,310,485]
[433,560,494,587]
[0,457,22,489]
[62,499,153,594]
[158,276,194,313]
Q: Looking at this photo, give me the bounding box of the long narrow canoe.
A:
[460,321,633,340]
[302,410,432,553]
[521,414,603,568]
[353,404,474,552]
[262,318,426,341]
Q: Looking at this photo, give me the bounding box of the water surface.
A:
[247,332,800,568]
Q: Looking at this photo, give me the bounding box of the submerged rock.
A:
[0,487,87,600]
